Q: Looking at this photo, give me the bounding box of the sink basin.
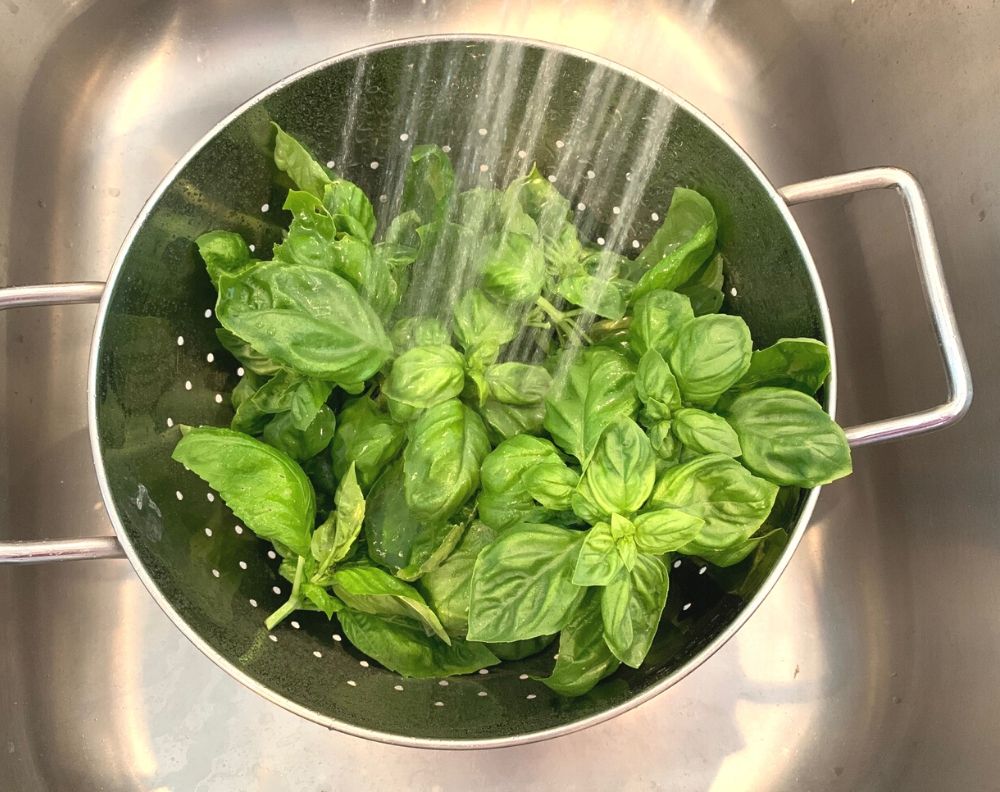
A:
[2,1,997,789]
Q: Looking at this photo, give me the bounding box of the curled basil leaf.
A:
[668,314,752,408]
[581,418,655,518]
[522,461,580,511]
[331,396,405,489]
[731,338,832,396]
[537,590,620,697]
[629,289,695,359]
[555,274,626,320]
[636,349,682,422]
[383,344,466,409]
[484,362,552,406]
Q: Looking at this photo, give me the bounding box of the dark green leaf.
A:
[196,230,253,289]
[487,635,556,661]
[364,459,425,570]
[331,396,405,489]
[262,404,336,461]
[725,387,851,487]
[395,518,468,582]
[479,399,546,442]
[467,523,585,642]
[216,328,281,377]
[537,590,620,696]
[421,521,498,636]
[172,427,315,557]
[668,314,752,408]
[311,463,365,577]
[601,554,669,667]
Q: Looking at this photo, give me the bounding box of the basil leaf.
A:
[384,209,422,248]
[633,508,705,554]
[523,461,579,511]
[668,314,752,408]
[570,472,606,525]
[555,274,626,320]
[322,180,376,241]
[629,289,695,359]
[172,427,315,557]
[632,187,717,300]
[231,369,333,435]
[609,512,639,571]
[543,347,638,465]
[572,521,623,586]
[395,518,467,582]
[484,362,552,406]
[480,232,546,304]
[635,349,682,421]
[331,396,405,489]
[601,554,669,668]
[216,328,280,377]
[647,420,681,463]
[672,407,742,457]
[338,611,499,678]
[487,635,556,661]
[731,338,832,395]
[262,404,336,461]
[216,262,392,383]
[364,459,425,571]
[330,564,450,643]
[383,344,466,409]
[196,230,253,289]
[390,315,449,354]
[311,462,365,577]
[725,387,851,487]
[581,418,655,517]
[421,521,498,636]
[537,590,620,696]
[453,288,520,366]
[477,435,561,530]
[272,123,331,198]
[466,523,586,642]
[677,252,725,316]
[403,400,490,524]
[648,453,778,554]
[299,583,343,618]
[696,527,785,568]
[480,399,545,442]
[400,144,455,224]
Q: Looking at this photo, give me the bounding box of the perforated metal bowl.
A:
[0,35,970,748]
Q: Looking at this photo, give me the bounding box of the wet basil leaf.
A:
[484,362,552,406]
[523,461,579,511]
[633,508,705,554]
[173,427,315,557]
[555,274,626,320]
[453,288,520,366]
[572,521,622,586]
[481,232,546,304]
[311,463,365,577]
[330,564,449,643]
[299,583,343,618]
[725,387,851,487]
[487,635,556,661]
[477,435,561,530]
[632,187,717,300]
[629,289,695,359]
[196,230,253,289]
[262,404,336,461]
[581,418,655,517]
[395,518,468,583]
[390,315,449,354]
[322,179,376,241]
[400,144,455,225]
[216,328,281,377]
[731,338,832,396]
[339,611,499,677]
[537,590,620,696]
[383,344,466,409]
[648,453,778,554]
[479,399,546,442]
[467,523,586,643]
[272,123,332,198]
[672,407,741,457]
[669,314,752,408]
[543,347,638,465]
[403,400,490,524]
[216,262,392,383]
[364,460,425,570]
[601,554,669,668]
[420,521,498,636]
[331,397,405,489]
[635,349,682,422]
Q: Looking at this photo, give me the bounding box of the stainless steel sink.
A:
[2,1,997,789]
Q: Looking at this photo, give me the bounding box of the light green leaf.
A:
[601,554,669,668]
[477,435,562,531]
[400,144,455,224]
[272,123,331,198]
[581,418,655,517]
[262,404,336,461]
[421,521,498,636]
[555,274,626,320]
[668,314,752,408]
[635,349,682,422]
[390,316,449,354]
[572,521,622,586]
[629,289,695,359]
[536,590,620,696]
[331,396,405,489]
[672,407,742,457]
[383,344,466,409]
[484,362,552,406]
[453,288,520,366]
[196,230,253,289]
[731,338,832,396]
[480,232,546,304]
[522,461,579,511]
[633,508,705,554]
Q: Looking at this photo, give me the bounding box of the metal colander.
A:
[0,35,971,748]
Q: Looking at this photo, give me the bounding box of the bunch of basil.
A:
[173,124,851,696]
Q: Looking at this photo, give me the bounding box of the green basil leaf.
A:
[725,387,851,487]
[648,453,778,554]
[629,289,695,359]
[400,144,455,224]
[523,461,580,511]
[384,209,422,249]
[299,583,343,618]
[262,404,336,462]
[696,527,785,568]
[453,288,520,366]
[272,123,331,198]
[466,523,586,642]
[403,400,490,524]
[390,315,449,354]
[672,407,742,457]
[395,512,470,582]
[231,370,333,435]
[330,564,450,643]
[364,459,426,570]
[420,521,498,636]
[555,274,626,320]
[632,187,717,300]
[216,262,392,383]
[383,344,466,409]
[581,417,655,517]
[601,554,669,668]
[484,362,552,406]
[570,472,606,525]
[338,611,499,678]
[480,232,546,304]
[572,521,623,586]
[731,338,832,395]
[647,420,681,463]
[331,396,405,489]
[322,179,376,240]
[312,462,365,578]
[487,635,556,661]
[196,230,253,289]
[537,589,620,696]
[172,427,315,557]
[479,399,546,442]
[635,349,682,421]
[543,347,638,465]
[676,252,725,316]
[669,314,752,408]
[477,435,561,531]
[633,508,705,554]
[504,165,572,239]
[216,328,281,377]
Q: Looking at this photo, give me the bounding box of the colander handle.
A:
[0,281,126,563]
[778,167,973,447]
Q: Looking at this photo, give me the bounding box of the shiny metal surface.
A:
[2,0,997,788]
[779,167,973,446]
